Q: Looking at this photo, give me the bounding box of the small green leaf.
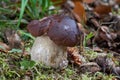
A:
[20,59,36,70]
[9,49,22,53]
[86,32,94,41]
[83,32,94,47]
[0,45,5,50]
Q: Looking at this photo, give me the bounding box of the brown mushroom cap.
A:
[27,18,51,37]
[48,16,81,47]
[27,15,83,47]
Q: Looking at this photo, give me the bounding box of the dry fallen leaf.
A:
[94,55,116,74]
[93,47,103,52]
[0,42,10,52]
[94,5,112,16]
[51,0,66,6]
[79,62,101,73]
[83,0,95,4]
[73,0,86,23]
[52,0,86,23]
[3,29,23,49]
[116,0,120,4]
[94,26,116,47]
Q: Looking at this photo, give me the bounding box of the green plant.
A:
[17,0,28,28]
[0,53,20,79]
[93,72,116,80]
[0,0,21,30]
[83,32,94,47]
[84,48,98,60]
[20,59,36,70]
[0,0,56,29]
[25,0,54,19]
[9,49,22,53]
[81,73,92,80]
[65,68,75,78]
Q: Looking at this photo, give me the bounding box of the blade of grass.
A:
[24,0,55,19]
[83,32,94,47]
[31,0,39,19]
[17,0,28,29]
[0,7,13,14]
[18,30,35,40]
[26,0,40,19]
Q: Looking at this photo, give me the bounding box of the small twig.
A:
[90,18,101,28]
[101,22,117,25]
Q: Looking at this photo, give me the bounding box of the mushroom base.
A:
[30,36,68,69]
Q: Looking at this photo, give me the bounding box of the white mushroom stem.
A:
[30,36,68,69]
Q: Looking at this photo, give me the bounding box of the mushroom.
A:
[27,14,83,69]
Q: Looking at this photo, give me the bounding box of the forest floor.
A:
[0,0,120,80]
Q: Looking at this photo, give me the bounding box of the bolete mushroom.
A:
[27,14,83,69]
